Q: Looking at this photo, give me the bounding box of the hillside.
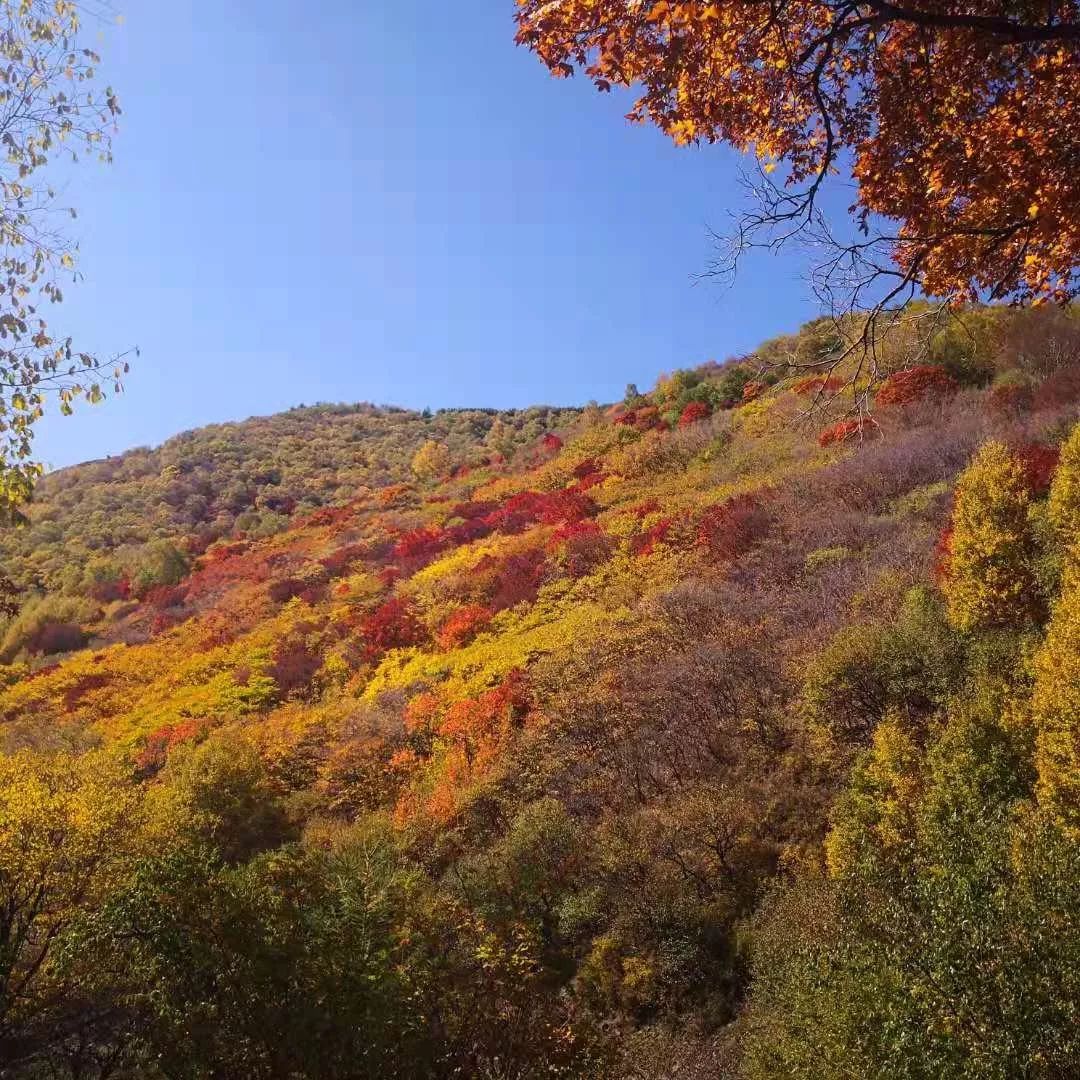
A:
[3,304,1080,1078]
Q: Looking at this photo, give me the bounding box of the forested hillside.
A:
[3,303,1080,1078]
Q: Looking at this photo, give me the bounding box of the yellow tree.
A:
[411,440,452,483]
[1048,420,1080,549]
[942,441,1040,632]
[0,748,143,1062]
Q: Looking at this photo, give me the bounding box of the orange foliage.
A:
[515,0,1080,304]
[875,366,957,407]
[818,418,877,447]
[437,605,493,650]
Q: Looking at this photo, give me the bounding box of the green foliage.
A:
[802,587,963,743]
[744,712,1080,1079]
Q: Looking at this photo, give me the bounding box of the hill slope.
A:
[3,305,1080,1078]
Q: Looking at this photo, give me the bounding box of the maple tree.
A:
[515,0,1080,346]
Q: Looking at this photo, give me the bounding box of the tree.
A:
[410,439,451,482]
[1031,562,1080,830]
[1048,420,1080,548]
[0,748,143,1070]
[0,1,126,520]
[515,0,1080,342]
[941,441,1040,632]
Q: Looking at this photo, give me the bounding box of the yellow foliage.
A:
[1031,561,1080,830]
[943,441,1039,632]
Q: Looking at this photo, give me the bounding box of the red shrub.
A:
[89,576,131,604]
[678,401,711,427]
[360,597,426,661]
[392,526,448,562]
[933,525,954,585]
[135,718,207,776]
[632,517,673,557]
[741,381,765,402]
[437,605,493,650]
[792,375,843,396]
[548,519,613,576]
[985,381,1033,418]
[818,418,877,447]
[875,365,957,408]
[697,493,771,561]
[541,432,564,452]
[483,549,549,611]
[1014,442,1061,496]
[270,640,322,697]
[484,489,596,533]
[319,543,368,578]
[268,577,307,604]
[142,584,187,610]
[1032,366,1080,411]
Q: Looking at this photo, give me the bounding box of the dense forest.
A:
[3,302,1080,1078]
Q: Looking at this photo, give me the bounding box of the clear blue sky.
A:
[37,0,832,469]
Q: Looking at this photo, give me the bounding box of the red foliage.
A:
[548,519,612,576]
[472,548,549,612]
[1032,366,1080,411]
[135,718,207,776]
[677,401,711,427]
[632,517,673,557]
[392,526,448,562]
[270,639,322,697]
[319,543,368,578]
[818,418,877,447]
[933,525,954,585]
[436,669,531,765]
[985,381,1033,418]
[437,605,493,650]
[792,375,843,396]
[359,597,426,661]
[697,493,771,561]
[142,584,187,610]
[150,612,184,636]
[483,488,596,533]
[875,365,957,407]
[541,432,564,451]
[741,381,765,402]
[88,575,131,604]
[1014,442,1061,496]
[299,505,355,530]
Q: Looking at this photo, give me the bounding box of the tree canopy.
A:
[515,0,1080,314]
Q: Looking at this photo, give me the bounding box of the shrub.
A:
[792,375,842,396]
[437,605,493,650]
[985,370,1034,418]
[697,494,771,562]
[875,365,957,408]
[359,597,427,661]
[818,418,876,447]
[677,402,711,428]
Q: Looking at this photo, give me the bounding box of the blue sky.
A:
[37,0,833,469]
